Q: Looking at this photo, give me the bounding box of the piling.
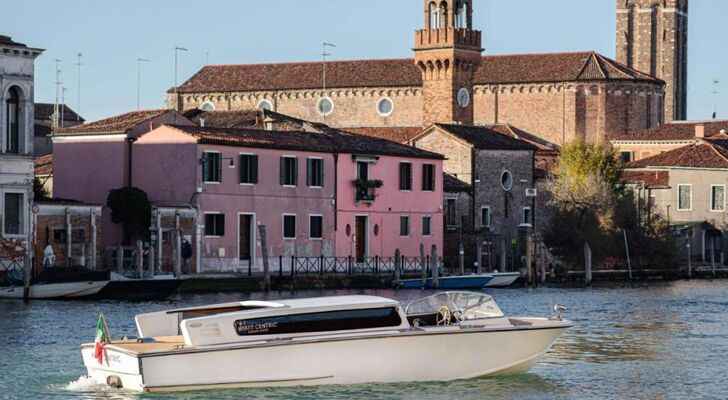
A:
[687,243,692,279]
[394,249,401,286]
[258,225,271,291]
[147,246,155,277]
[420,243,427,287]
[65,208,72,267]
[78,243,86,268]
[584,242,592,286]
[476,241,483,274]
[539,244,546,285]
[526,233,533,286]
[135,240,144,279]
[90,208,97,270]
[174,212,182,277]
[458,243,465,275]
[431,245,439,289]
[623,230,633,280]
[116,245,124,275]
[500,238,507,272]
[711,237,716,279]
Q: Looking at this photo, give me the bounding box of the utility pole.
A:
[321,42,335,124]
[61,87,68,129]
[137,58,151,110]
[173,46,188,111]
[75,53,82,121]
[53,59,62,131]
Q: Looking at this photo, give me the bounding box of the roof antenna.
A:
[712,79,720,120]
[321,42,336,125]
[53,58,62,132]
[75,53,82,122]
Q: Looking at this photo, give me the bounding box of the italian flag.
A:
[94,314,109,364]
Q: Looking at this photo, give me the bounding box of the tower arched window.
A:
[439,3,448,29]
[429,3,440,29]
[5,87,21,154]
[455,2,467,28]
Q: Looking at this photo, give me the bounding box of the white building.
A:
[0,35,43,271]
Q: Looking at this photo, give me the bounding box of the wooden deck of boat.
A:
[108,336,186,355]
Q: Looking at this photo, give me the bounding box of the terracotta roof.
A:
[35,154,53,176]
[486,124,558,152]
[343,127,423,144]
[34,103,85,123]
[622,170,670,188]
[626,137,728,169]
[184,109,261,129]
[611,120,728,141]
[173,52,661,94]
[54,109,172,135]
[432,124,538,151]
[444,173,471,193]
[165,125,444,160]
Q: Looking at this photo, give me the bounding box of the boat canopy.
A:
[405,292,504,319]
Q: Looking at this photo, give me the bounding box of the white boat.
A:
[0,280,109,299]
[484,272,521,287]
[80,292,571,392]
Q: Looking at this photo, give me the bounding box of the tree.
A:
[106,187,151,244]
[33,177,50,201]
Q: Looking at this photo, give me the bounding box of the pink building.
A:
[134,124,444,272]
[52,110,194,247]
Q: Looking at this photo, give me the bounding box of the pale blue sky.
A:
[3,0,726,122]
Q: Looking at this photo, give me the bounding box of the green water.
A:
[1,281,726,399]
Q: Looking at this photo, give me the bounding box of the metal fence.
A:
[289,255,436,276]
[0,259,25,284]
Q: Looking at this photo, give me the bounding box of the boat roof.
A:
[162,295,399,316]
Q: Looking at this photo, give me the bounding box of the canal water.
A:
[0,281,726,399]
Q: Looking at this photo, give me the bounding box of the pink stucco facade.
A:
[133,125,443,272]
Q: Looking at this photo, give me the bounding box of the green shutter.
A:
[292,159,298,186]
[320,160,324,188]
[280,157,285,185]
[251,155,259,184]
[216,155,222,182]
[202,154,209,182]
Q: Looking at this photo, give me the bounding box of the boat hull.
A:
[81,320,569,392]
[90,278,182,301]
[484,272,521,288]
[0,281,109,299]
[399,275,492,289]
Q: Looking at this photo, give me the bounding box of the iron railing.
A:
[0,259,25,284]
[290,255,434,276]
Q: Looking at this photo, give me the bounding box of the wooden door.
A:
[355,216,367,262]
[239,215,252,261]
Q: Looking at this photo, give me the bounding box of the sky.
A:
[3,0,727,122]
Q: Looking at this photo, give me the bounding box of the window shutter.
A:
[292,159,298,186]
[280,157,285,185]
[320,160,324,188]
[219,214,226,236]
[422,165,427,190]
[408,164,413,190]
[251,155,259,184]
[217,155,222,182]
[202,155,209,182]
[307,159,313,187]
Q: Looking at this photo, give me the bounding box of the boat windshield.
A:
[405,292,504,320]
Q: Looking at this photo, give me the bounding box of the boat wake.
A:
[64,376,107,392]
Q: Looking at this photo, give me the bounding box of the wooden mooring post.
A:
[394,249,401,286]
[147,245,155,278]
[687,243,692,279]
[623,230,633,280]
[584,242,593,286]
[135,240,144,279]
[711,237,716,279]
[420,243,427,288]
[116,244,124,275]
[431,245,439,289]
[526,233,533,286]
[476,241,483,274]
[258,224,271,291]
[458,243,465,275]
[539,243,546,285]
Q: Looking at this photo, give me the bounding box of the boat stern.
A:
[80,343,145,392]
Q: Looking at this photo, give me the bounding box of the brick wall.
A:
[34,209,102,268]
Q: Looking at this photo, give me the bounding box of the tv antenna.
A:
[321,42,336,124]
[137,58,151,110]
[712,79,720,120]
[75,53,83,121]
[53,59,62,131]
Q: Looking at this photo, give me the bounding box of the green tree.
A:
[33,177,50,201]
[106,187,151,244]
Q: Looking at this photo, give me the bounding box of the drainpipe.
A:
[334,153,339,231]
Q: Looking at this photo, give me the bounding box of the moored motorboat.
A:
[0,280,110,299]
[484,272,521,287]
[398,274,492,289]
[80,292,572,392]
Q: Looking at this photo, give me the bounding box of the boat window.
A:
[174,305,273,321]
[234,307,402,336]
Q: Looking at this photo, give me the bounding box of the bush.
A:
[106,187,151,244]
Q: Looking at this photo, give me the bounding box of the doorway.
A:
[238,214,255,266]
[355,216,368,262]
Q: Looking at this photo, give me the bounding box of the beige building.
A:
[625,136,728,261]
[612,120,728,162]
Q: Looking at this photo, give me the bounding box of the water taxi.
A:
[80,292,571,392]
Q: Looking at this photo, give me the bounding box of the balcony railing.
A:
[353,179,382,203]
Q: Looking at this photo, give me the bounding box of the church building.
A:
[168,0,682,146]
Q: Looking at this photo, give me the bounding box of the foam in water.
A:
[64,375,106,392]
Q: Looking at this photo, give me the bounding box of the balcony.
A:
[353,179,383,203]
[414,28,482,50]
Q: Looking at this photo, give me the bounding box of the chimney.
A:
[200,118,206,128]
[695,123,705,139]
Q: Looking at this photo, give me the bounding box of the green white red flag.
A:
[94,314,109,364]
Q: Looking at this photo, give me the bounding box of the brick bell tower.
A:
[414,0,483,127]
[616,0,688,121]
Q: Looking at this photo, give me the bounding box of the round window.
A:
[257,99,273,111]
[457,88,470,108]
[317,97,334,116]
[200,101,215,112]
[376,97,394,117]
[501,170,513,191]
